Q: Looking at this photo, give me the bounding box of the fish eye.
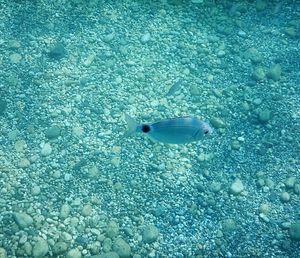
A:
[204,130,209,134]
[141,124,151,133]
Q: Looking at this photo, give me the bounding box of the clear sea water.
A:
[0,1,299,258]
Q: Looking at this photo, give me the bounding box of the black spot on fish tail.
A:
[141,124,151,133]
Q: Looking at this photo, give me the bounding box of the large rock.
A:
[32,238,49,258]
[0,247,7,258]
[142,225,159,244]
[106,221,119,238]
[289,221,300,241]
[230,179,244,195]
[112,238,131,258]
[13,212,33,229]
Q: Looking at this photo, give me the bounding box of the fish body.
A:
[165,79,183,96]
[125,114,212,144]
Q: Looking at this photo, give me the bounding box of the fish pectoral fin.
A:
[124,114,138,137]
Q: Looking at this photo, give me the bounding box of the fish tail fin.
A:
[124,114,138,137]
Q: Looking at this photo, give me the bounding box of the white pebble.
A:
[140,32,151,43]
[41,143,52,156]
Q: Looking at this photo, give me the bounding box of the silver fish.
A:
[165,78,183,96]
[125,114,212,144]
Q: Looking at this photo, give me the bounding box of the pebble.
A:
[285,176,296,189]
[142,225,159,244]
[81,204,93,217]
[258,109,271,123]
[9,53,22,63]
[31,185,41,196]
[0,99,7,115]
[52,241,68,255]
[289,221,300,241]
[140,32,151,43]
[32,238,49,258]
[230,178,244,195]
[106,221,119,238]
[18,158,31,168]
[60,204,71,219]
[61,232,72,242]
[209,117,226,129]
[267,64,281,81]
[280,191,290,202]
[252,66,265,81]
[294,184,300,194]
[23,242,32,256]
[259,213,270,223]
[102,33,115,43]
[45,125,61,139]
[13,212,34,229]
[0,247,7,258]
[48,43,66,59]
[112,238,131,258]
[19,234,28,244]
[245,47,263,63]
[66,248,82,258]
[41,143,52,156]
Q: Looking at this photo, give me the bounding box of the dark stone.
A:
[45,125,61,139]
[48,43,67,59]
[0,99,7,115]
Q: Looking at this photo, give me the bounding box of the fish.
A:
[165,78,183,96]
[124,114,212,144]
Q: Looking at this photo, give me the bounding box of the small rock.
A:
[112,238,131,258]
[81,204,93,217]
[209,117,225,129]
[23,242,32,256]
[209,181,222,193]
[252,66,265,81]
[294,184,300,194]
[32,238,49,258]
[280,191,290,202]
[142,225,159,244]
[245,47,263,64]
[48,43,67,59]
[52,241,68,255]
[9,53,22,63]
[259,213,270,223]
[256,0,268,11]
[66,248,82,258]
[96,252,119,258]
[0,99,7,115]
[8,40,21,49]
[258,109,271,123]
[13,212,33,229]
[231,140,241,150]
[60,204,71,219]
[18,158,30,168]
[221,218,236,234]
[284,26,296,37]
[230,178,244,195]
[102,33,115,43]
[267,64,281,81]
[285,176,296,189]
[41,143,52,156]
[61,232,72,242]
[140,32,151,43]
[45,125,61,139]
[106,221,119,238]
[31,185,41,196]
[289,221,300,241]
[0,247,7,258]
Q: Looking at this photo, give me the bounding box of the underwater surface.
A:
[0,0,299,257]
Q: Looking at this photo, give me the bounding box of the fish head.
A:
[200,122,213,137]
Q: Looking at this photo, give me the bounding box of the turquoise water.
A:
[0,0,299,257]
